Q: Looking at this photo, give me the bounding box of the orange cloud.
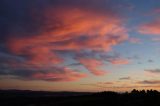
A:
[139,19,160,35]
[6,7,128,80]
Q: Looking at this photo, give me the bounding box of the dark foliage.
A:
[0,89,160,106]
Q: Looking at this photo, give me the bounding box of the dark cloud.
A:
[145,69,160,74]
[127,55,140,60]
[68,63,82,66]
[0,52,25,63]
[119,77,131,80]
[0,0,39,40]
[0,65,86,81]
[98,82,113,84]
[148,59,154,63]
[77,51,129,65]
[137,80,160,84]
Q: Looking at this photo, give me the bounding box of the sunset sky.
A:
[0,0,160,92]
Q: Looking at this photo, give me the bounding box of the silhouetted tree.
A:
[131,89,139,94]
[140,90,146,95]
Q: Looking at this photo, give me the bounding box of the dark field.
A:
[0,89,160,106]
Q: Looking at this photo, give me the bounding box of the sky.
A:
[0,0,160,92]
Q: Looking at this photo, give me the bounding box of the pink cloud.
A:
[9,8,128,52]
[110,59,129,65]
[139,19,160,35]
[6,6,128,81]
[78,58,107,76]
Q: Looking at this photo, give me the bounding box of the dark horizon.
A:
[1,88,160,93]
[1,89,160,106]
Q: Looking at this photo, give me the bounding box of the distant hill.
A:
[0,89,92,97]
